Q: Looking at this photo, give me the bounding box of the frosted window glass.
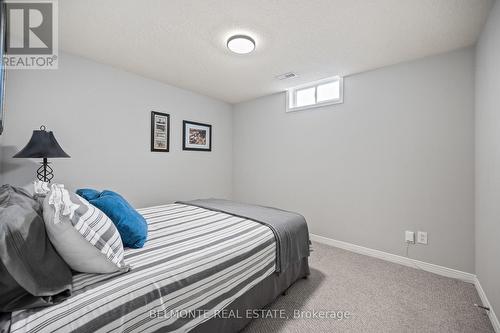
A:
[317,81,340,102]
[296,87,315,107]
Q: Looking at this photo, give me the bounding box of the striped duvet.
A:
[10,204,276,333]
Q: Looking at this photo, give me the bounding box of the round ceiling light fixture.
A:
[227,35,256,54]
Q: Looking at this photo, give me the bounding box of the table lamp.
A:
[13,125,70,182]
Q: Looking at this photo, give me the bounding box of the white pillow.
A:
[43,184,129,274]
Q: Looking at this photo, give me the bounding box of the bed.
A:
[5,201,310,333]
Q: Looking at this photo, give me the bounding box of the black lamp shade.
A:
[13,129,70,159]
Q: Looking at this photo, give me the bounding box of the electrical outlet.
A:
[417,231,428,244]
[405,231,415,243]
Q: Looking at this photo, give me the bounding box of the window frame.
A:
[286,76,344,112]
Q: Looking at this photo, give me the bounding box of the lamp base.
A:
[37,158,54,182]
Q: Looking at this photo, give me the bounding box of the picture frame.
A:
[151,111,170,152]
[182,120,212,151]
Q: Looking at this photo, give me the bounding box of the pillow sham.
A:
[76,189,148,248]
[43,184,129,273]
[0,185,72,312]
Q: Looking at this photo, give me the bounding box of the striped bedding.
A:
[10,204,276,333]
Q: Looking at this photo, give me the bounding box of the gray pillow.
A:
[0,185,73,312]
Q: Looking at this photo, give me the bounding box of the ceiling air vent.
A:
[275,72,298,80]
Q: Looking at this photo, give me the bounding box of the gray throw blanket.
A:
[177,199,310,273]
[0,185,73,312]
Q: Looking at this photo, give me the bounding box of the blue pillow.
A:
[76,189,148,248]
[76,188,101,201]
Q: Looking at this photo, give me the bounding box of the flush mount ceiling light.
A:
[227,35,255,54]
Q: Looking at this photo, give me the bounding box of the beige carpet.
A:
[243,241,494,333]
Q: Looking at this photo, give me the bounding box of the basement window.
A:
[286,76,343,112]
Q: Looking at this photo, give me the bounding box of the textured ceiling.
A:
[59,0,493,104]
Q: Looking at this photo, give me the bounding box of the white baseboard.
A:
[310,233,500,331]
[310,233,476,283]
[474,278,500,333]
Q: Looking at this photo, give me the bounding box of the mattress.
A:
[9,204,276,333]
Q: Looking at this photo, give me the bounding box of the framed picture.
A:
[183,120,212,151]
[151,111,170,152]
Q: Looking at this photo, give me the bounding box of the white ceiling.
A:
[60,0,493,104]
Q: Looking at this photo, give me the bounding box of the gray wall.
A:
[475,0,500,318]
[233,48,475,273]
[0,52,233,207]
